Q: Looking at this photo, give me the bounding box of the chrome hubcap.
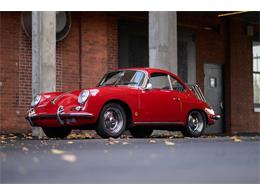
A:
[188,112,203,133]
[103,107,123,134]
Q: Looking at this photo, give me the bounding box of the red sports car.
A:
[26,68,220,138]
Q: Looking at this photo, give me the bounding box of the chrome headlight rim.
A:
[31,95,41,107]
[78,90,90,105]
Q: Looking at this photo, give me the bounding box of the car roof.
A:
[110,67,188,88]
[116,67,178,77]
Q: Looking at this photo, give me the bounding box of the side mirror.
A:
[145,83,153,90]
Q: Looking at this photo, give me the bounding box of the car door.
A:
[138,73,181,123]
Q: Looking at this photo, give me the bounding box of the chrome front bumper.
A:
[210,114,221,120]
[26,106,94,126]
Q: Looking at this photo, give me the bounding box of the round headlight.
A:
[31,95,41,107]
[78,90,90,104]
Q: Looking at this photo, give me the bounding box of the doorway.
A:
[204,63,224,134]
[118,20,148,68]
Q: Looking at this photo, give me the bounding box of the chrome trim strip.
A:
[134,122,184,125]
[28,112,94,119]
[61,113,94,117]
[167,75,173,90]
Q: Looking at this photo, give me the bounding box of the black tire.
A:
[42,127,72,139]
[129,128,153,138]
[96,103,126,138]
[182,110,206,137]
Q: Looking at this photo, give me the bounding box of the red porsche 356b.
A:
[26,68,220,138]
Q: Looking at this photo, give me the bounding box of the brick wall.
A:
[0,12,22,132]
[0,12,119,133]
[178,12,260,133]
[228,17,260,132]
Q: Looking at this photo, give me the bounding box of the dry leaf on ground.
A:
[51,149,65,155]
[22,147,29,152]
[61,154,77,163]
[230,136,241,142]
[164,140,175,146]
[107,137,120,145]
[148,139,156,144]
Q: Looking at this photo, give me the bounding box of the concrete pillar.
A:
[32,11,56,137]
[149,11,178,74]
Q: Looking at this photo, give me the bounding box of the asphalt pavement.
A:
[1,137,260,183]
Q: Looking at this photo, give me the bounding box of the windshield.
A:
[98,70,145,87]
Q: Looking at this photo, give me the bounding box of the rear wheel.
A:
[96,103,126,138]
[129,128,153,138]
[182,110,206,137]
[42,127,72,139]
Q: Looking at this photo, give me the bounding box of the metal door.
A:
[204,64,224,134]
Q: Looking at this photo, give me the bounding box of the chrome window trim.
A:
[98,69,149,89]
[168,75,173,90]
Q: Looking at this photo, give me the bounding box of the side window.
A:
[149,73,171,90]
[170,76,185,92]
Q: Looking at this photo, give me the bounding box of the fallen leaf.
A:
[234,138,241,142]
[22,147,29,152]
[61,154,77,163]
[164,140,175,146]
[107,138,120,145]
[122,141,129,145]
[230,136,241,142]
[51,149,65,155]
[148,139,156,144]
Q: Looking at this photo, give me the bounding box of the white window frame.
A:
[253,41,260,112]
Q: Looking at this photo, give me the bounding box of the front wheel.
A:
[182,110,206,137]
[42,127,72,139]
[96,103,126,138]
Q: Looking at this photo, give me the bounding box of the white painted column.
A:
[32,11,56,137]
[149,11,178,74]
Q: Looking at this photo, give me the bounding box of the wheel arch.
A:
[100,99,133,128]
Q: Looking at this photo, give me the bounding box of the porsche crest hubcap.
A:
[103,107,123,134]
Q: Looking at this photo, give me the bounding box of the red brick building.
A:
[0,11,259,134]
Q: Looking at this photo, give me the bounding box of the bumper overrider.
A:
[26,106,94,127]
